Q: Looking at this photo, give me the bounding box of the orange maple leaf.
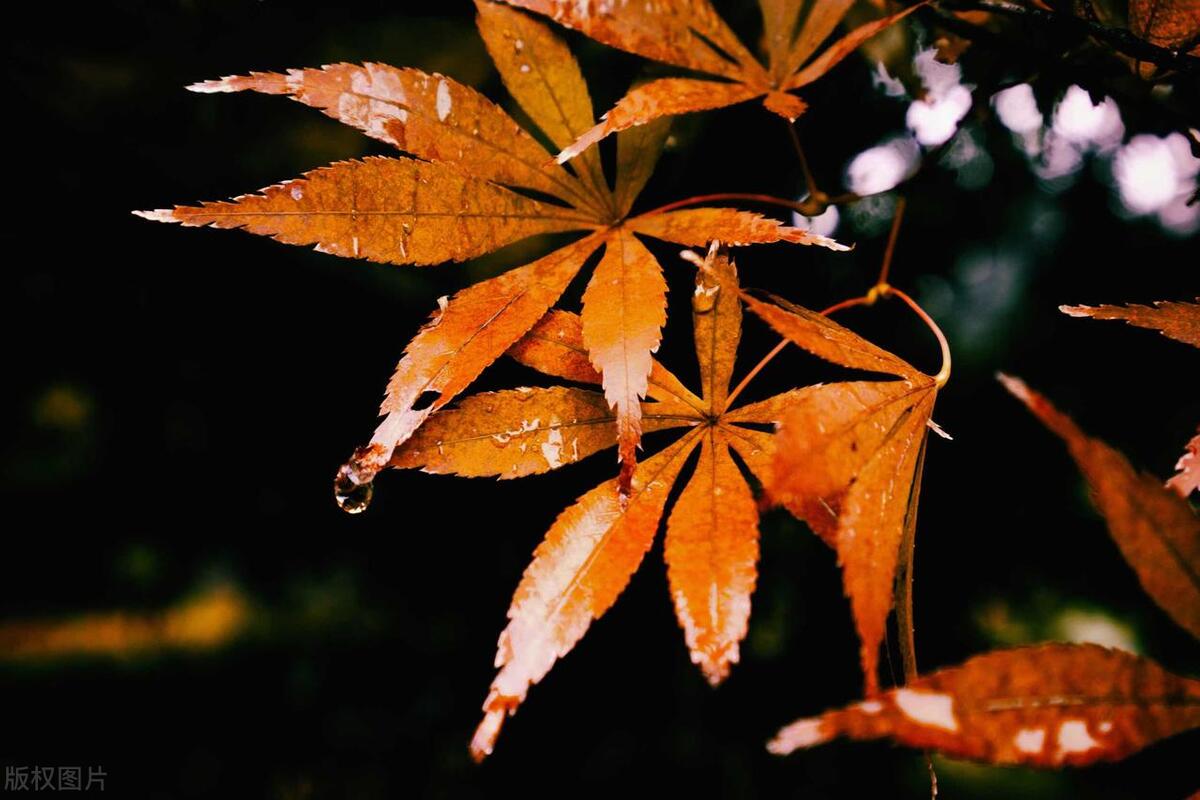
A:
[770,643,1200,766]
[1129,0,1200,54]
[386,244,887,760]
[136,1,843,498]
[740,290,948,695]
[1060,299,1200,497]
[495,0,925,162]
[1000,374,1200,642]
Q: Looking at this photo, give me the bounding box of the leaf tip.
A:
[1059,304,1091,317]
[995,371,1029,402]
[132,208,179,223]
[768,717,830,755]
[186,77,238,94]
[469,708,506,763]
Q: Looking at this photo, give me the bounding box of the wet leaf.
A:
[140,1,842,488]
[769,643,1200,767]
[582,229,669,488]
[470,430,702,761]
[498,0,924,161]
[135,156,594,266]
[1061,299,1200,349]
[389,386,691,478]
[744,293,939,694]
[1000,374,1200,642]
[411,246,859,758]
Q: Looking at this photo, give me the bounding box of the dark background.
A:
[3,1,1198,797]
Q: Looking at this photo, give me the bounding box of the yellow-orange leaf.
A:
[581,230,669,488]
[367,235,603,470]
[390,386,691,478]
[779,0,855,78]
[497,0,760,80]
[505,0,920,159]
[135,156,592,266]
[187,63,599,214]
[665,430,760,684]
[470,430,701,761]
[1061,299,1200,349]
[613,117,672,218]
[759,0,807,77]
[556,79,761,165]
[1001,374,1200,641]
[692,246,742,413]
[742,293,923,379]
[631,207,847,250]
[475,0,610,204]
[769,643,1200,766]
[769,380,937,692]
[786,3,927,90]
[507,309,705,414]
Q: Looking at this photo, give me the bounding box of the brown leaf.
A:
[581,230,669,489]
[1061,299,1200,349]
[1000,374,1200,642]
[665,429,760,684]
[186,63,602,214]
[1129,0,1200,52]
[470,430,702,761]
[134,156,594,266]
[769,643,1200,766]
[1168,428,1200,497]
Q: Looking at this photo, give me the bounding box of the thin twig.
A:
[938,0,1200,76]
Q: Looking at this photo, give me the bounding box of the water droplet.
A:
[334,462,374,514]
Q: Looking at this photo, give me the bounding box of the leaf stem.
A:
[638,192,811,217]
[785,121,822,205]
[877,196,906,288]
[886,287,952,388]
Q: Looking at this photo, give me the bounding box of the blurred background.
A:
[3,1,1199,796]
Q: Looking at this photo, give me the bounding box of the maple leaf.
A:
[1169,428,1200,498]
[1061,298,1200,349]
[1061,299,1200,498]
[386,244,861,760]
[136,0,843,498]
[495,0,925,162]
[769,643,1200,766]
[1129,0,1200,54]
[740,291,945,695]
[1000,374,1200,642]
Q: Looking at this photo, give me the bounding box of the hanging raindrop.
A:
[333,449,380,514]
